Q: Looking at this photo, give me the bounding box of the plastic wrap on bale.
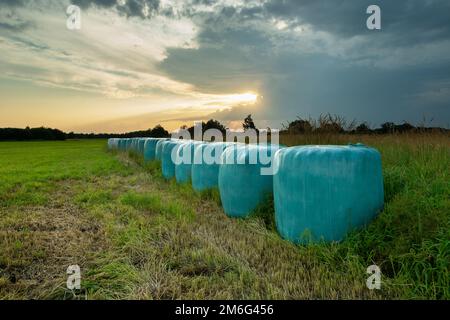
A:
[138,138,147,155]
[130,138,136,152]
[273,144,384,244]
[144,138,163,162]
[125,139,132,151]
[121,139,128,152]
[133,138,142,153]
[161,140,185,179]
[219,144,284,218]
[155,139,169,161]
[120,139,126,152]
[191,142,234,192]
[175,141,202,183]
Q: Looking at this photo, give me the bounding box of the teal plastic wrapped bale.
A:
[121,139,129,152]
[144,138,162,162]
[125,138,132,151]
[273,144,384,244]
[117,139,124,151]
[219,144,284,218]
[155,139,170,161]
[132,138,142,153]
[191,142,233,192]
[175,141,202,183]
[138,138,147,155]
[132,138,139,152]
[120,139,127,152]
[129,138,134,151]
[161,140,186,179]
[128,139,133,152]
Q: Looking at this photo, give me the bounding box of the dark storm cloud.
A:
[157,0,450,126]
[262,0,450,45]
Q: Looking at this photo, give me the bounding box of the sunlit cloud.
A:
[0,0,259,127]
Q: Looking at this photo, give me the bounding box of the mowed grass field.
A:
[0,134,448,299]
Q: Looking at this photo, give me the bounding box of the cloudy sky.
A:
[0,0,449,132]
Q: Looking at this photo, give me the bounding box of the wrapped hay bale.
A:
[191,142,234,192]
[161,140,186,179]
[219,144,284,218]
[138,138,147,155]
[175,140,203,183]
[155,138,170,161]
[125,138,132,151]
[273,144,384,243]
[144,138,163,162]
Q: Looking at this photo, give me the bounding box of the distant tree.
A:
[286,118,312,134]
[380,122,395,134]
[185,119,227,140]
[395,122,415,133]
[316,114,345,133]
[204,119,227,134]
[150,124,169,138]
[243,114,259,133]
[355,122,371,133]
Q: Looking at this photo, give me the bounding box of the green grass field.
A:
[0,135,448,299]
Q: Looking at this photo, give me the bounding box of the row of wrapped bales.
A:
[125,139,132,151]
[191,142,233,192]
[138,139,147,154]
[118,139,124,151]
[155,139,169,161]
[175,141,203,183]
[161,140,187,179]
[144,138,162,162]
[110,138,384,244]
[131,138,146,154]
[114,138,148,154]
[130,138,137,152]
[219,144,284,218]
[273,144,384,244]
[131,139,137,152]
[113,137,165,157]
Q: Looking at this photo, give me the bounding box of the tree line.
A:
[0,115,447,141]
[281,114,447,134]
[0,125,170,141]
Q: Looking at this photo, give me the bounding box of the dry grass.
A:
[0,184,108,299]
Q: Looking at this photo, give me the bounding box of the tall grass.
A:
[279,132,449,299]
